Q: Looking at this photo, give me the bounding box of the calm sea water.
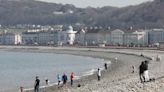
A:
[0,50,107,91]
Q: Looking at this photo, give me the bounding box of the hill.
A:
[0,0,163,29]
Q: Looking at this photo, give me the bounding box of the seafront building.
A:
[110,29,124,45]
[0,33,21,45]
[22,26,77,45]
[123,30,148,46]
[148,29,164,45]
[76,28,111,46]
[0,26,163,47]
[58,26,77,45]
[22,32,38,45]
[38,31,58,45]
[84,29,101,45]
[76,28,149,46]
[97,30,111,45]
[65,26,77,45]
[75,29,86,45]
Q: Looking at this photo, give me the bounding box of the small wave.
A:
[82,69,97,77]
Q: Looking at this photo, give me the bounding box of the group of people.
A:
[57,72,74,88]
[33,63,108,92]
[32,59,154,92]
[34,72,74,92]
[139,60,149,83]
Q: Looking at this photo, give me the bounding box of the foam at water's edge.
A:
[82,60,111,77]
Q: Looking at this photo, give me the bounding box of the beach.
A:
[0,46,164,92]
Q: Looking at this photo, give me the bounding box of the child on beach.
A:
[70,72,74,86]
[57,74,61,87]
[97,68,101,81]
[45,79,49,85]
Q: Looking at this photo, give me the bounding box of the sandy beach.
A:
[0,46,164,92]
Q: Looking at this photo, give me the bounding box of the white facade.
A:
[111,29,124,45]
[124,31,148,46]
[66,26,77,45]
[58,26,77,45]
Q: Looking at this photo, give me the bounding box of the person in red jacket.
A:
[70,72,74,86]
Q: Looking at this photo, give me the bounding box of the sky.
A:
[37,0,153,8]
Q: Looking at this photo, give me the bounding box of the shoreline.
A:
[1,46,113,92]
[1,46,164,92]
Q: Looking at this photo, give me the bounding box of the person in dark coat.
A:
[139,61,145,83]
[34,76,40,92]
[62,73,68,88]
[104,63,108,70]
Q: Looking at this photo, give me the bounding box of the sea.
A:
[0,50,110,92]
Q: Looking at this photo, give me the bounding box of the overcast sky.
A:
[37,0,153,8]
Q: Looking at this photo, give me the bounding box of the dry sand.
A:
[0,46,164,92]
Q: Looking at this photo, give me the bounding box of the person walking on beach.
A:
[70,72,74,86]
[139,61,145,83]
[143,60,150,82]
[62,73,68,88]
[97,68,101,81]
[57,74,61,88]
[34,76,40,92]
[104,63,108,70]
